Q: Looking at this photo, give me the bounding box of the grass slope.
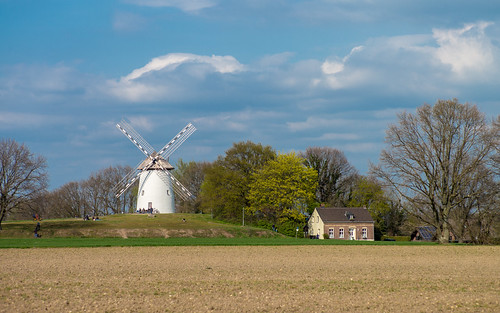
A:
[0,213,438,248]
[0,213,280,239]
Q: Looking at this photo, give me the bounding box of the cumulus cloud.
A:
[316,21,499,95]
[102,22,500,105]
[122,53,244,82]
[433,22,496,78]
[320,46,364,89]
[107,53,244,102]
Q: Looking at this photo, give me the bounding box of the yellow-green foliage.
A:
[247,152,318,223]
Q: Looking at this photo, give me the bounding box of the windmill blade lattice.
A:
[114,119,197,213]
[116,119,155,158]
[114,152,157,198]
[158,123,197,160]
[157,168,194,201]
[113,158,146,198]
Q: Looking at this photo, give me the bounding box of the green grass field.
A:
[0,213,440,248]
[0,236,438,248]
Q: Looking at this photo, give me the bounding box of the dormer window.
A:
[345,211,355,220]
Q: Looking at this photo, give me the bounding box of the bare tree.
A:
[108,165,136,214]
[453,170,499,244]
[493,116,500,174]
[49,182,86,218]
[81,171,107,216]
[80,165,135,216]
[372,99,499,243]
[300,147,357,206]
[173,159,211,213]
[0,139,48,229]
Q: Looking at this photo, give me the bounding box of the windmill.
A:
[114,119,196,213]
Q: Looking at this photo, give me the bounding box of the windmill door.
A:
[148,202,152,209]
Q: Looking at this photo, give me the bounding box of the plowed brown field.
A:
[1,245,499,312]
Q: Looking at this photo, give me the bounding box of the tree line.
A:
[1,99,499,243]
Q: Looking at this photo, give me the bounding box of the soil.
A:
[1,245,499,312]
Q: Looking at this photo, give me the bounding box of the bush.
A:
[276,219,302,237]
[381,235,411,241]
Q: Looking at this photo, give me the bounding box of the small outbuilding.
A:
[308,207,375,240]
[411,226,457,242]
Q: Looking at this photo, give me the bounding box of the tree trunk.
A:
[438,226,450,244]
[0,208,6,230]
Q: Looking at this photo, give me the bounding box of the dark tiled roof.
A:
[316,207,374,223]
[417,226,436,241]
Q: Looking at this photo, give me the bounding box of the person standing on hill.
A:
[34,222,41,238]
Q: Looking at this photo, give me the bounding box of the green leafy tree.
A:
[200,141,276,221]
[348,176,405,238]
[200,163,245,220]
[247,152,318,235]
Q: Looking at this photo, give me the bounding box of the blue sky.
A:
[1,0,499,189]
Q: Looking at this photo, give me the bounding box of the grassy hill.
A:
[0,213,282,239]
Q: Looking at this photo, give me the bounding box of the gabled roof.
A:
[316,207,374,223]
[417,226,436,241]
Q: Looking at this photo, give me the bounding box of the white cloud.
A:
[128,116,155,132]
[122,53,244,82]
[125,0,216,13]
[105,79,173,102]
[433,22,495,77]
[321,45,363,75]
[319,46,366,89]
[321,60,344,75]
[106,53,245,102]
[315,22,500,94]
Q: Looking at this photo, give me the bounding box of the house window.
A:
[329,228,334,239]
[339,228,344,238]
[349,228,355,240]
[362,228,368,239]
[316,216,319,223]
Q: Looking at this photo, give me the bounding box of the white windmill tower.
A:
[114,119,196,213]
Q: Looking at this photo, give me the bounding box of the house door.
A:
[349,228,356,240]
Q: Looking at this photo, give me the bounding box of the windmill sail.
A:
[114,120,196,213]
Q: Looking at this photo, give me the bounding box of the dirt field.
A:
[1,245,499,312]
